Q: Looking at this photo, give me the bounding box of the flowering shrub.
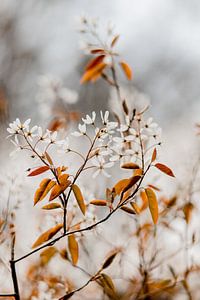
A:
[1,17,199,300]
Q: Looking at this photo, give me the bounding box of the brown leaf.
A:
[122,99,129,115]
[28,166,50,176]
[145,188,159,224]
[32,224,63,248]
[90,199,107,206]
[102,249,119,270]
[155,163,175,177]
[120,205,136,215]
[72,184,86,215]
[111,34,120,47]
[121,162,140,169]
[183,202,194,224]
[122,176,141,193]
[40,246,57,265]
[42,203,61,210]
[119,61,132,80]
[100,273,116,295]
[68,234,79,265]
[45,151,53,166]
[90,48,105,54]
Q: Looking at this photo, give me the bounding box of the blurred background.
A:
[0,0,200,168]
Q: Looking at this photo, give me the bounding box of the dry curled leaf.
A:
[72,184,86,215]
[32,223,63,248]
[145,188,159,224]
[68,234,79,265]
[155,163,175,177]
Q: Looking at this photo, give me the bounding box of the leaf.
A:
[151,148,157,162]
[45,151,53,166]
[42,203,61,210]
[34,179,56,205]
[100,273,116,295]
[72,184,86,215]
[140,190,148,211]
[68,234,79,265]
[28,166,50,176]
[145,188,159,224]
[32,223,63,248]
[183,202,194,224]
[102,250,119,270]
[85,55,105,71]
[34,178,51,205]
[121,162,140,169]
[148,184,161,191]
[90,199,107,206]
[81,62,106,83]
[40,246,57,265]
[122,99,129,115]
[120,205,136,215]
[113,179,130,195]
[122,176,141,193]
[60,248,69,260]
[111,34,120,47]
[155,163,175,177]
[49,175,71,201]
[119,61,132,80]
[90,48,105,54]
[131,202,141,214]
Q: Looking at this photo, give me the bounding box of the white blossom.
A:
[92,157,114,178]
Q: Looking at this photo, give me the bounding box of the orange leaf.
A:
[90,48,105,54]
[45,151,53,166]
[119,61,132,80]
[121,162,140,169]
[151,148,157,162]
[80,62,106,83]
[85,55,105,71]
[183,202,194,224]
[90,199,107,206]
[40,246,57,265]
[113,179,130,195]
[102,249,119,269]
[155,163,175,177]
[34,178,51,205]
[140,190,148,211]
[28,166,50,176]
[42,203,61,210]
[131,202,141,214]
[49,179,71,201]
[72,184,86,215]
[68,234,79,265]
[145,188,159,224]
[32,224,63,248]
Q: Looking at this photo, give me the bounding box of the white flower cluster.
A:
[7,109,162,179]
[31,281,56,300]
[7,118,62,158]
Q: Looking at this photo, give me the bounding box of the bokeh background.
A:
[0,0,200,168]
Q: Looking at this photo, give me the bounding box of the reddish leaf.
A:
[151,148,157,162]
[28,166,50,176]
[155,163,175,177]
